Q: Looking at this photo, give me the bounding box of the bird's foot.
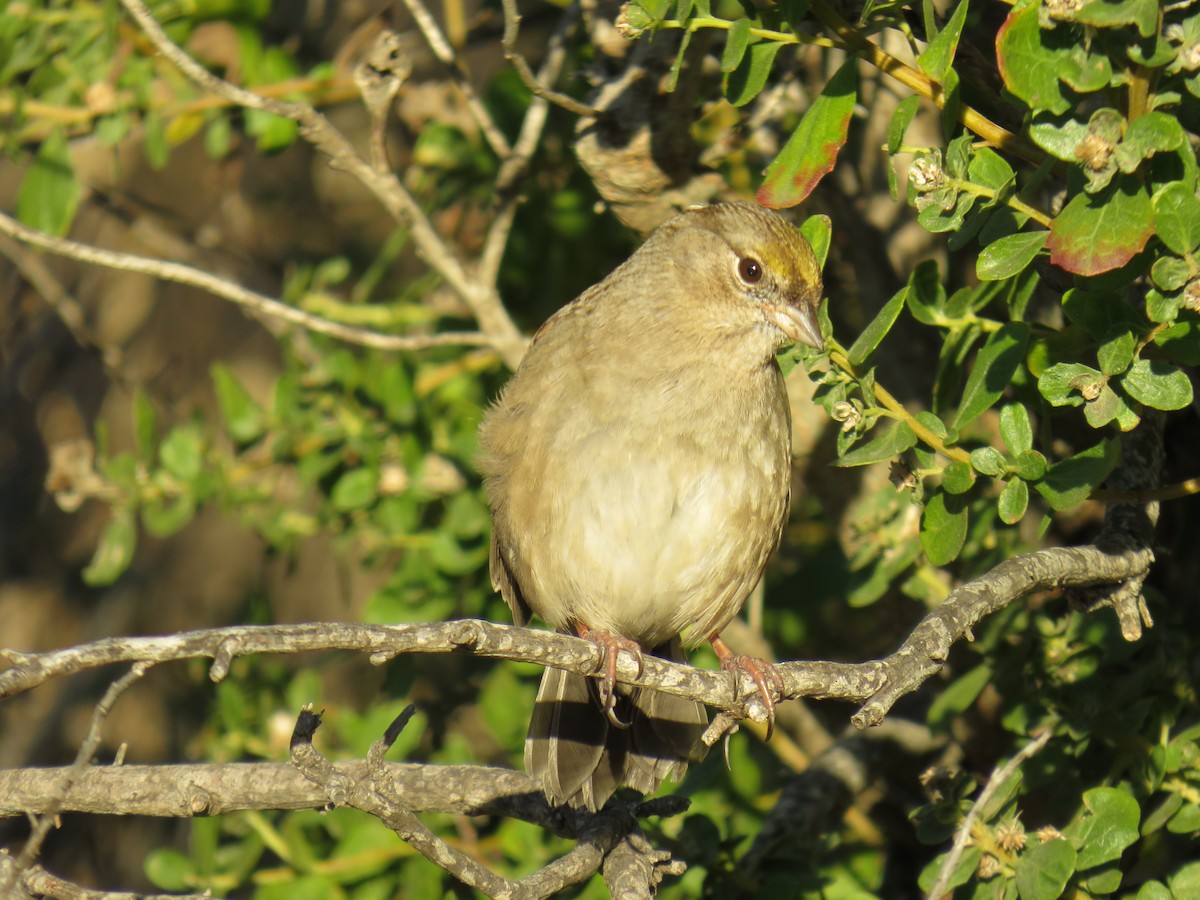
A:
[710,635,784,740]
[575,622,645,729]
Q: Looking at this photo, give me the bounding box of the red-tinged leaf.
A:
[1047,179,1153,276]
[995,0,1071,115]
[757,59,857,209]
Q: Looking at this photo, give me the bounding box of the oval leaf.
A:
[998,477,1029,524]
[848,284,908,365]
[1121,359,1194,410]
[977,231,1048,281]
[757,59,858,208]
[1152,182,1200,255]
[835,421,918,467]
[921,490,968,566]
[1047,179,1154,276]
[725,40,784,107]
[952,322,1030,430]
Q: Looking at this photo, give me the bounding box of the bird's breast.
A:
[492,360,792,647]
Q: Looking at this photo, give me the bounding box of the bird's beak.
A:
[769,303,824,351]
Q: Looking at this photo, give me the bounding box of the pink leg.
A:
[710,635,785,740]
[575,621,645,729]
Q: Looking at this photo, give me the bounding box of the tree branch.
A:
[0,538,1154,728]
[116,0,528,368]
[0,210,494,353]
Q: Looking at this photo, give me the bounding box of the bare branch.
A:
[291,706,523,897]
[479,4,580,288]
[0,850,207,900]
[1,663,152,897]
[500,0,599,118]
[849,542,1153,728]
[0,538,1154,731]
[399,0,513,158]
[116,0,527,368]
[0,760,548,820]
[0,210,494,353]
[926,730,1053,900]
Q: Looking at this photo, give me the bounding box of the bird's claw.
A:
[576,623,644,730]
[710,636,784,741]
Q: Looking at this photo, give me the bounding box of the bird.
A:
[477,201,824,810]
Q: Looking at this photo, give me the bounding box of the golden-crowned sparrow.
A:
[478,202,824,810]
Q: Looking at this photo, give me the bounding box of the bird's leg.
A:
[709,635,784,740]
[575,621,645,729]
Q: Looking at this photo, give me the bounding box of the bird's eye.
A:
[738,257,763,284]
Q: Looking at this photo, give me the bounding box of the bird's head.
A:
[654,202,826,354]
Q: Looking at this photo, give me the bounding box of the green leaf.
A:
[757,59,858,208]
[1097,329,1137,375]
[906,260,946,325]
[1134,881,1172,900]
[16,128,81,236]
[1167,803,1200,834]
[1068,787,1140,870]
[996,0,1071,115]
[952,323,1030,430]
[834,421,917,467]
[999,403,1033,454]
[800,214,832,271]
[1074,0,1158,37]
[848,285,907,365]
[1156,321,1200,365]
[133,390,158,466]
[971,446,1007,477]
[1034,438,1119,510]
[725,39,783,107]
[1115,112,1186,173]
[160,425,205,482]
[82,509,137,586]
[665,27,693,93]
[144,848,196,891]
[1039,363,1101,406]
[918,0,969,81]
[1169,862,1200,897]
[942,460,976,494]
[887,95,921,154]
[331,468,379,511]
[998,477,1029,524]
[1120,359,1194,410]
[1012,449,1048,480]
[211,363,266,444]
[1150,257,1190,292]
[978,232,1048,281]
[921,490,968,566]
[720,18,753,73]
[1152,182,1200,255]
[141,492,196,538]
[927,663,991,730]
[1048,179,1155,277]
[1015,839,1077,900]
[1030,114,1091,162]
[1058,42,1113,93]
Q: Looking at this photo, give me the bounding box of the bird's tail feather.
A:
[525,636,708,810]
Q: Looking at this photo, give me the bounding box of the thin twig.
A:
[479,3,580,287]
[399,0,513,158]
[500,0,599,118]
[117,0,527,368]
[1,663,152,897]
[0,210,494,353]
[926,729,1053,900]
